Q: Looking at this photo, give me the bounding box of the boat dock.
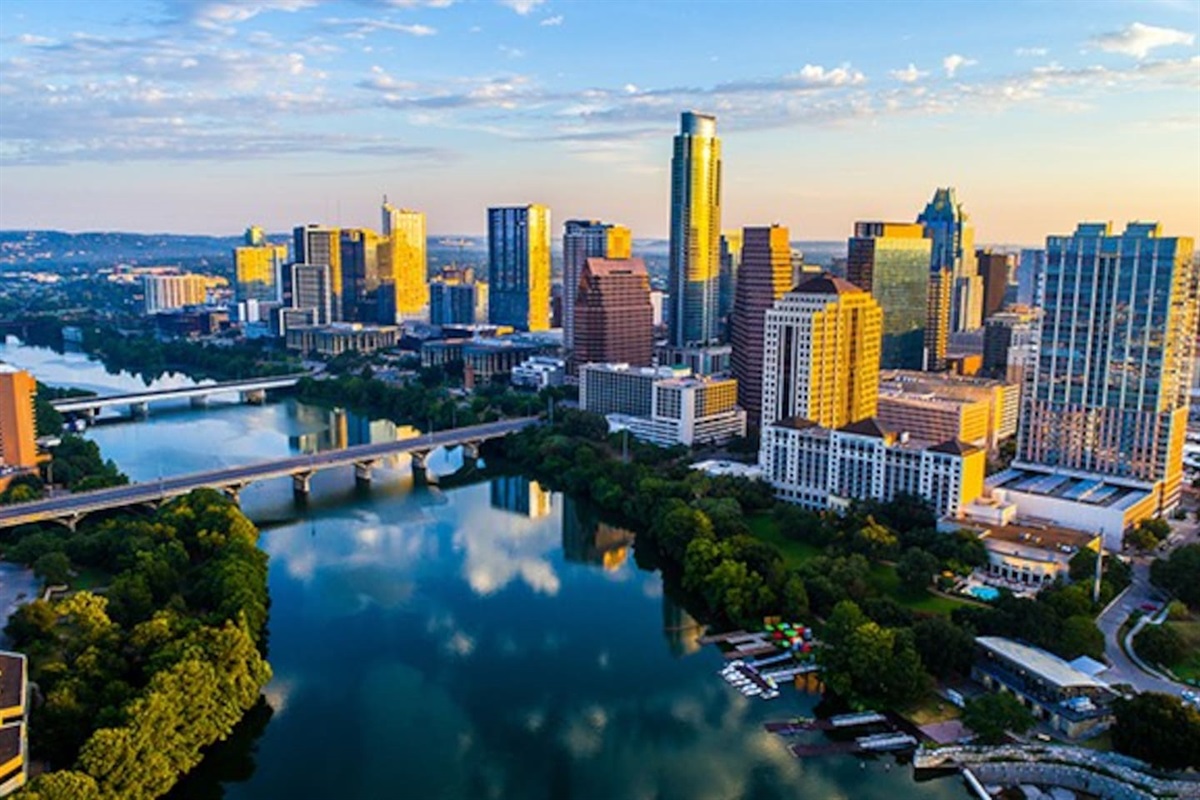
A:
[764,710,887,735]
[789,732,918,759]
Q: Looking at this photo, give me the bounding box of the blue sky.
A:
[0,0,1197,243]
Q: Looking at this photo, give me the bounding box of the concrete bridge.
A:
[0,417,538,530]
[50,374,309,418]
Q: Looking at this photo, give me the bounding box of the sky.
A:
[0,0,1197,244]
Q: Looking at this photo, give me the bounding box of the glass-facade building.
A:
[918,188,980,333]
[668,112,722,347]
[1016,222,1197,510]
[846,221,932,370]
[487,205,551,332]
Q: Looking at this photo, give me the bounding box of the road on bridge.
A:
[0,417,538,529]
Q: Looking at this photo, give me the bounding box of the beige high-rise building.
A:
[381,200,429,321]
[142,274,208,314]
[759,273,882,429]
[293,225,342,319]
[233,225,287,304]
[0,366,39,472]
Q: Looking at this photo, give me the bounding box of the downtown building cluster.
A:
[209,109,1200,544]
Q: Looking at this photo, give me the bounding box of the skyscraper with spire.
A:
[918,187,981,333]
[668,111,722,347]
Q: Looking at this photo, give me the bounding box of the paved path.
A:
[1096,560,1190,695]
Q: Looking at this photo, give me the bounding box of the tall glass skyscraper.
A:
[846,221,932,370]
[1017,222,1197,511]
[668,111,722,347]
[381,200,429,322]
[918,187,980,333]
[488,205,551,332]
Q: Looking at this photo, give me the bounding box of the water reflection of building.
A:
[561,496,634,571]
[489,475,552,518]
[290,406,400,454]
[661,593,703,658]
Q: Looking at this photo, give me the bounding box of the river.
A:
[0,338,970,800]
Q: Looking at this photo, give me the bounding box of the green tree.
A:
[33,551,72,586]
[1151,544,1200,609]
[913,616,976,679]
[1112,692,1200,770]
[819,600,929,707]
[1125,526,1159,552]
[962,692,1034,744]
[1134,624,1186,668]
[897,548,940,593]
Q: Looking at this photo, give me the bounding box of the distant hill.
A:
[0,230,246,270]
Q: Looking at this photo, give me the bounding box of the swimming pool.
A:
[968,585,1000,601]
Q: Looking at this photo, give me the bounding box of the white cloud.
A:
[1015,46,1049,57]
[540,15,564,26]
[499,0,546,14]
[889,63,928,83]
[499,44,525,59]
[789,63,866,87]
[943,53,978,77]
[1090,22,1195,59]
[169,0,317,31]
[325,17,437,37]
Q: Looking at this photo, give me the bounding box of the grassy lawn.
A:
[902,692,962,726]
[746,513,823,568]
[68,565,112,592]
[748,513,972,617]
[1165,620,1200,683]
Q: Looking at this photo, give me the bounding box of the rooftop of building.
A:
[582,362,692,379]
[657,374,737,390]
[583,257,647,276]
[987,466,1150,511]
[791,272,863,296]
[691,459,764,479]
[976,636,1107,691]
[970,520,1099,554]
[0,652,26,713]
[770,416,982,456]
[879,369,1015,394]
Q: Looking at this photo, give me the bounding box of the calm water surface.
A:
[0,339,969,799]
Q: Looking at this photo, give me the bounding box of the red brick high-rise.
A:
[574,257,653,370]
[730,225,793,426]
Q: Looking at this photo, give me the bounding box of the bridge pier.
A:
[190,395,209,409]
[461,441,481,463]
[53,512,86,533]
[292,471,314,498]
[129,401,149,418]
[242,388,267,405]
[354,460,380,487]
[223,482,248,505]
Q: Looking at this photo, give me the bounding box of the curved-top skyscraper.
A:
[668,111,722,347]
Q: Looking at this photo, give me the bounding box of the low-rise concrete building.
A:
[511,356,566,389]
[956,519,1101,591]
[285,323,401,357]
[877,370,1019,451]
[972,637,1114,740]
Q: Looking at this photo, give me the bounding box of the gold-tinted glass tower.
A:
[233,226,287,304]
[488,204,551,331]
[381,200,429,321]
[668,111,722,346]
[760,274,883,429]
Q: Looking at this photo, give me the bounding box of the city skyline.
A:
[0,0,1197,242]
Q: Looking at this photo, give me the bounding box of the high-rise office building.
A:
[233,226,287,304]
[291,263,332,326]
[574,257,653,369]
[142,274,208,314]
[1014,222,1197,514]
[381,201,429,322]
[429,266,482,326]
[760,273,882,429]
[293,225,342,320]
[730,225,792,425]
[976,249,1011,319]
[918,188,981,332]
[0,366,38,472]
[925,268,953,371]
[488,205,551,331]
[1016,249,1046,307]
[563,220,631,357]
[846,221,933,370]
[668,111,722,347]
[982,309,1037,380]
[718,229,744,330]
[339,228,380,323]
